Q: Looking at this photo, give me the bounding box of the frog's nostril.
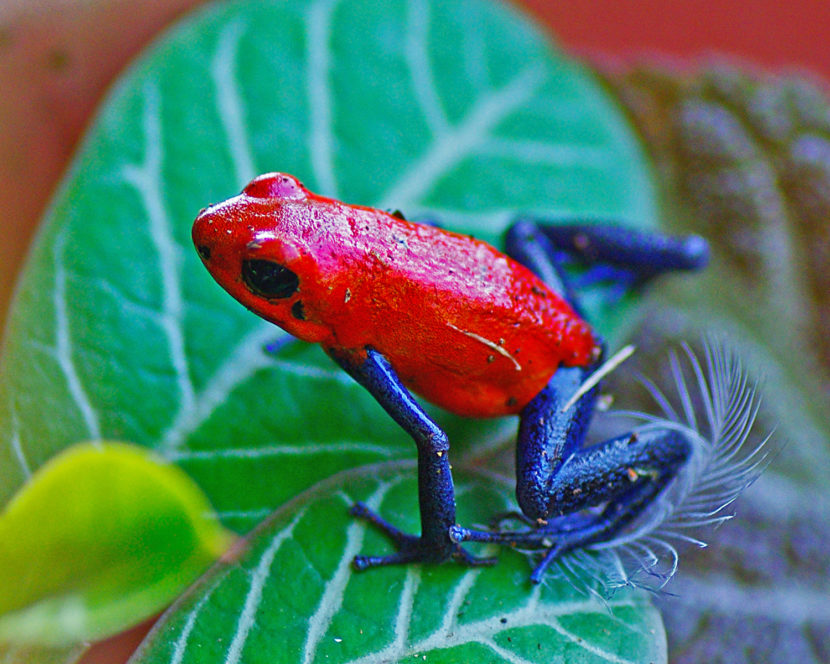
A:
[242,172,307,201]
[197,244,211,261]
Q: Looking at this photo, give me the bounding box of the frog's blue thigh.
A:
[514,378,693,536]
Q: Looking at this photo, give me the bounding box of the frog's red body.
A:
[193,173,597,417]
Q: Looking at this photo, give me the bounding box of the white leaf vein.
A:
[344,585,643,664]
[170,573,227,664]
[302,481,394,664]
[375,65,546,211]
[476,138,610,167]
[212,20,257,186]
[459,16,489,93]
[362,566,422,663]
[405,0,448,137]
[168,440,396,462]
[546,616,635,664]
[121,83,195,427]
[306,0,339,196]
[9,410,31,479]
[159,321,353,451]
[481,639,536,664]
[53,230,102,440]
[394,567,421,651]
[270,357,353,384]
[159,322,277,450]
[354,565,421,662]
[438,568,483,638]
[213,508,271,521]
[458,417,516,465]
[224,508,306,664]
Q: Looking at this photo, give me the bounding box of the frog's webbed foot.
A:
[350,502,498,570]
[449,520,590,583]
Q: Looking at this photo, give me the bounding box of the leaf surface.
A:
[132,467,665,664]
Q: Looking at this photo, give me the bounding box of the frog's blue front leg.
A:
[330,347,496,569]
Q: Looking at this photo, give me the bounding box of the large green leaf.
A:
[132,467,665,664]
[0,0,662,658]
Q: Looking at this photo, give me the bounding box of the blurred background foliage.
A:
[601,64,830,663]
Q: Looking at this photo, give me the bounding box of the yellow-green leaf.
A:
[0,442,233,647]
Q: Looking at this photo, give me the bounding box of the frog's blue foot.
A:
[449,518,599,584]
[263,335,296,356]
[350,502,497,570]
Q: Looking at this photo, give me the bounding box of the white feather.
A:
[552,340,774,595]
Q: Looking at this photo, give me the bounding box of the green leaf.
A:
[0,0,662,656]
[132,466,665,664]
[0,442,233,647]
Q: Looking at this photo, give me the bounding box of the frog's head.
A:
[192,172,331,343]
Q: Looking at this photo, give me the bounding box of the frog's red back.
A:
[193,173,597,417]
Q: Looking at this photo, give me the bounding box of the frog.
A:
[192,172,710,582]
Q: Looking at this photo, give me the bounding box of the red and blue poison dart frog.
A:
[194,172,765,586]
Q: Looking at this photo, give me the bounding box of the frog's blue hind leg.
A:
[330,347,497,570]
[525,219,709,288]
[452,379,692,582]
[450,219,705,583]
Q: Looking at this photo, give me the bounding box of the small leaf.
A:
[132,466,665,664]
[0,442,233,647]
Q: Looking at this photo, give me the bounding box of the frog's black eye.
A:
[241,259,299,299]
